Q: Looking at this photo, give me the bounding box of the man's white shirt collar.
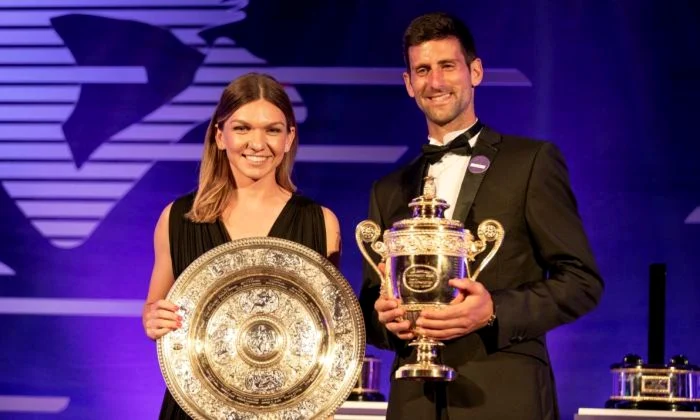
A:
[427,120,481,146]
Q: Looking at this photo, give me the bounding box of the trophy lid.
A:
[391,177,464,230]
[609,353,699,372]
[408,176,450,218]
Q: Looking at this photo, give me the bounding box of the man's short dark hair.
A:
[403,12,478,71]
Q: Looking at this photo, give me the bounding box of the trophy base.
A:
[395,363,456,381]
[605,400,700,411]
[347,391,386,402]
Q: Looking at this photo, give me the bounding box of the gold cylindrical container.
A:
[347,355,385,401]
[605,354,700,411]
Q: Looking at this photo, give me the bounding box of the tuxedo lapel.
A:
[451,127,501,223]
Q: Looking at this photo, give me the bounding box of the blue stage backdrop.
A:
[1,1,699,418]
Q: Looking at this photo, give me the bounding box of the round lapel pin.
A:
[468,155,490,174]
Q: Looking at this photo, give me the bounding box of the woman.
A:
[142,73,341,419]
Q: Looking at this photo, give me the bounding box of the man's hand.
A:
[415,278,494,341]
[375,295,414,340]
[374,262,413,340]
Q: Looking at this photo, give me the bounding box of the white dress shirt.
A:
[426,122,481,220]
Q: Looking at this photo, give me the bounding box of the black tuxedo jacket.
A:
[359,126,604,420]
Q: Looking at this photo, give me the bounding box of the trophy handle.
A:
[468,219,505,282]
[355,220,390,296]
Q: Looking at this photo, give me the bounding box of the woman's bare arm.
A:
[142,203,180,340]
[322,206,341,268]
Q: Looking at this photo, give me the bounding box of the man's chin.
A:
[426,113,458,127]
[421,105,453,120]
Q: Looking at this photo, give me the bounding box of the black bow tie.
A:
[421,121,484,165]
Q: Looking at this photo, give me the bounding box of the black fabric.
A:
[450,134,500,223]
[420,120,483,164]
[158,191,327,419]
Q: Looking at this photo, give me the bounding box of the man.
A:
[359,12,603,420]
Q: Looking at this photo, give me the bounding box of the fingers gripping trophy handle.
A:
[468,219,505,282]
[355,220,391,296]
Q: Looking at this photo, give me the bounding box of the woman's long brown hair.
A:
[186,73,298,222]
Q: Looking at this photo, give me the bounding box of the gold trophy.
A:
[356,177,504,381]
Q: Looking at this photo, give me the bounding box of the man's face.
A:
[403,36,483,137]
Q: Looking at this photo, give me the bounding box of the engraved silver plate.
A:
[157,237,365,419]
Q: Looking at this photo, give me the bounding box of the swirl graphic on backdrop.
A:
[0,0,529,250]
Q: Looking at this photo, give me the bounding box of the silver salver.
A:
[157,237,365,420]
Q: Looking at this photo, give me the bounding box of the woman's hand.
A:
[143,299,181,340]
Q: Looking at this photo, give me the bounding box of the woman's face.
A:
[216,99,295,185]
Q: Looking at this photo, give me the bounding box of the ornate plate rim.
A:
[156,236,365,419]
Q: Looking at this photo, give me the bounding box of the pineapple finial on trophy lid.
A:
[409,176,449,218]
[423,175,437,200]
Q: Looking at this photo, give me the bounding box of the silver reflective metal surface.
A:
[356,176,504,381]
[606,355,700,410]
[157,237,365,419]
[347,355,385,401]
